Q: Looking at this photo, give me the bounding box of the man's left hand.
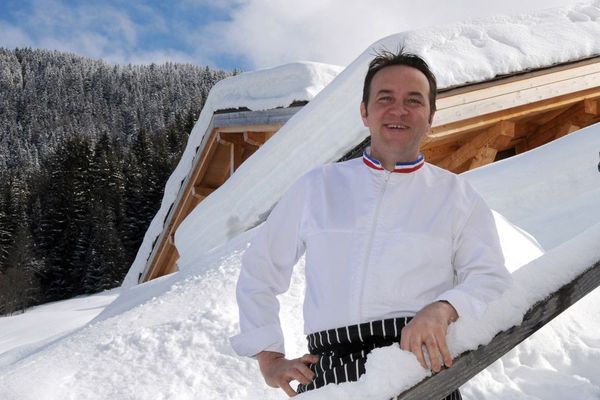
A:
[400,301,458,373]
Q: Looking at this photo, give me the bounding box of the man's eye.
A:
[407,98,423,105]
[378,96,392,102]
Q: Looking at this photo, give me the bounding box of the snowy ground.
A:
[2,2,600,399]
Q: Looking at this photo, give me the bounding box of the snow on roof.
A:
[210,61,344,111]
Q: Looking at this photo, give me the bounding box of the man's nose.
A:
[387,102,408,116]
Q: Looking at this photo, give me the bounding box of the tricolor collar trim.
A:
[362,150,425,173]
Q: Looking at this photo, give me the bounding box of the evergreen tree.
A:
[35,135,92,301]
[82,132,127,292]
[0,221,41,314]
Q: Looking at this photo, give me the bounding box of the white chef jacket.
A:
[230,151,512,357]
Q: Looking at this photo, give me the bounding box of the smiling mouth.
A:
[385,124,409,130]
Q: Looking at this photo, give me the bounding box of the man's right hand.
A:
[256,351,319,397]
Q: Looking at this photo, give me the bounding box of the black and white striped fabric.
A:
[296,317,461,400]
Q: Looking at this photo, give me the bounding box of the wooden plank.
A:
[468,146,498,170]
[241,144,259,163]
[434,68,600,128]
[218,131,246,145]
[431,87,600,140]
[146,241,179,281]
[193,185,215,198]
[527,100,599,149]
[437,59,600,110]
[202,142,233,187]
[421,142,459,164]
[245,131,271,146]
[396,260,600,400]
[232,143,244,174]
[216,124,282,134]
[437,121,514,171]
[514,140,529,155]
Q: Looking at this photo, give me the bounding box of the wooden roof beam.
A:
[527,99,600,149]
[468,146,498,170]
[217,131,245,145]
[430,87,600,141]
[193,185,215,198]
[244,131,273,146]
[437,121,515,171]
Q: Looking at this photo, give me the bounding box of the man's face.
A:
[360,65,433,163]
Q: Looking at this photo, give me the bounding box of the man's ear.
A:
[360,102,368,126]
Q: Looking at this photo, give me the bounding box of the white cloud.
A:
[0,0,587,69]
[201,0,585,69]
[0,22,33,48]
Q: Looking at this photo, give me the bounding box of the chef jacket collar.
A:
[362,147,425,173]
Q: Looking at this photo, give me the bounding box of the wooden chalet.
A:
[138,55,600,284]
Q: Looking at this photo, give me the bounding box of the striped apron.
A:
[296,317,461,400]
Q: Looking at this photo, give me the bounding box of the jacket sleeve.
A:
[435,191,513,320]
[229,177,308,357]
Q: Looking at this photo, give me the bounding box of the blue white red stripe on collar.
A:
[362,150,425,173]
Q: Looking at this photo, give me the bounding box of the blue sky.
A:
[0,0,583,71]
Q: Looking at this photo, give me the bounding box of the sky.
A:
[0,0,586,71]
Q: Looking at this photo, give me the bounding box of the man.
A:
[230,49,512,398]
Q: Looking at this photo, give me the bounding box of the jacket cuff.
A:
[229,323,285,357]
[435,290,486,320]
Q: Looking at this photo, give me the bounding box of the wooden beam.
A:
[231,142,244,175]
[434,60,600,129]
[217,131,245,145]
[437,57,600,108]
[421,142,459,164]
[431,87,600,141]
[468,146,498,170]
[527,99,600,149]
[514,140,529,155]
[437,121,515,171]
[215,124,281,134]
[193,185,215,198]
[244,131,272,146]
[396,259,600,400]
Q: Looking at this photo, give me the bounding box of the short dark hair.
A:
[362,49,437,118]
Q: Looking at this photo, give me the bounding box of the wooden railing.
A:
[395,259,600,399]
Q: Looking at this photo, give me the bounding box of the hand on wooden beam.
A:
[400,301,458,373]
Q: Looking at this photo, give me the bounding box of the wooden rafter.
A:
[436,121,515,171]
[525,98,600,150]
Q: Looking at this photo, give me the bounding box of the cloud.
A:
[0,0,585,70]
[200,0,584,69]
[0,22,33,48]
[0,0,165,64]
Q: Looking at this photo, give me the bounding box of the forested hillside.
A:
[0,48,231,314]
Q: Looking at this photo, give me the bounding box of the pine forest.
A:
[0,47,232,314]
